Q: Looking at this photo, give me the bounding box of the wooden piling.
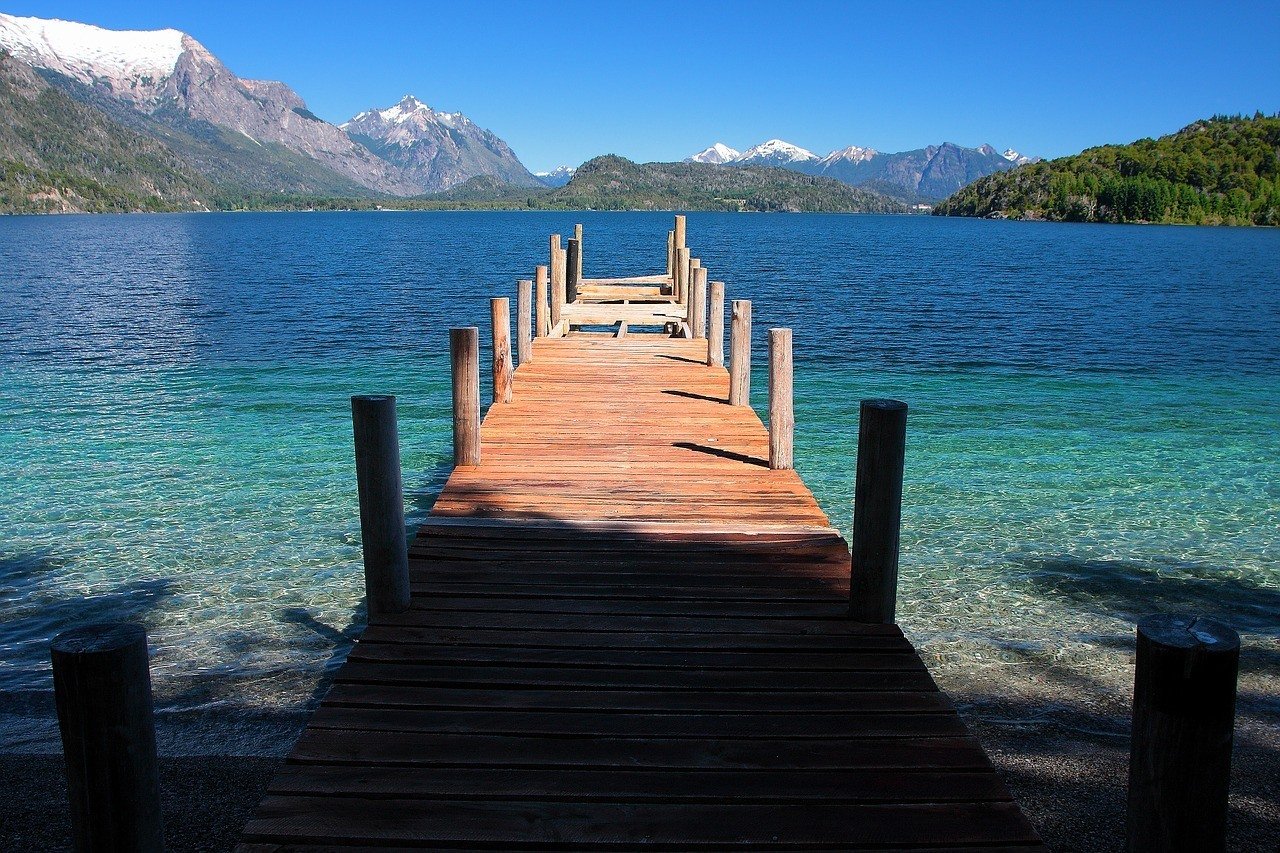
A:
[517,279,532,365]
[566,238,582,304]
[848,399,908,623]
[51,623,164,853]
[491,297,513,404]
[768,329,794,470]
[573,223,584,281]
[687,257,701,307]
[450,327,480,465]
[535,266,549,338]
[666,230,675,279]
[673,214,686,251]
[690,267,708,339]
[351,394,410,617]
[729,299,752,406]
[708,280,725,367]
[550,243,565,329]
[1126,614,1240,853]
[676,247,691,304]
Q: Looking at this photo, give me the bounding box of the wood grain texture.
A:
[240,311,1041,851]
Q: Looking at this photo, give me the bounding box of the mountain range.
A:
[687,139,1037,202]
[0,11,1036,212]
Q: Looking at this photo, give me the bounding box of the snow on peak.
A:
[687,143,741,164]
[0,13,185,85]
[821,145,877,164]
[342,95,474,132]
[735,139,818,163]
[535,165,575,177]
[1002,147,1033,165]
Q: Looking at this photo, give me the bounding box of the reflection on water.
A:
[0,211,1277,719]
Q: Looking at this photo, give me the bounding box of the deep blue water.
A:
[1,211,1277,716]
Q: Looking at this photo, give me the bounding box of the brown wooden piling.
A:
[573,223,584,282]
[666,230,675,279]
[450,327,480,465]
[550,240,565,329]
[491,297,513,404]
[690,266,708,339]
[517,279,532,365]
[676,247,691,304]
[848,399,908,623]
[707,280,725,367]
[1126,614,1240,853]
[52,623,164,853]
[729,299,752,405]
[673,214,686,251]
[535,265,549,337]
[351,394,410,617]
[768,328,794,469]
[566,238,582,304]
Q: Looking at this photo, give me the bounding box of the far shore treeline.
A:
[934,114,1280,226]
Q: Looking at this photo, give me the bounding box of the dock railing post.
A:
[687,257,700,308]
[1126,614,1239,853]
[674,214,686,252]
[535,265,549,338]
[691,267,708,339]
[707,280,725,367]
[728,299,752,405]
[768,328,794,469]
[566,238,582,304]
[450,327,481,465]
[550,237,564,330]
[351,394,411,617]
[51,623,164,853]
[848,399,907,623]
[517,279,532,365]
[666,230,675,280]
[491,297,513,404]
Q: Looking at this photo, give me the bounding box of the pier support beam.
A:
[729,299,752,406]
[573,223,584,282]
[549,236,564,328]
[535,266,549,338]
[491,297,513,404]
[517,280,532,366]
[451,327,481,466]
[673,214,686,252]
[707,280,725,367]
[666,230,675,279]
[849,399,907,623]
[768,328,794,470]
[52,623,164,853]
[1127,614,1239,853]
[566,238,582,304]
[676,247,690,305]
[351,394,411,617]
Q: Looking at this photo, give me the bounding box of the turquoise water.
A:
[1,212,1277,715]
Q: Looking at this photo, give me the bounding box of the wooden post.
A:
[1126,614,1240,853]
[768,329,794,470]
[51,623,164,853]
[729,299,751,406]
[573,223,584,281]
[535,265,549,337]
[516,279,532,365]
[676,247,690,304]
[666,230,675,279]
[550,244,565,329]
[848,399,908,623]
[491,297,513,404]
[351,394,410,617]
[690,267,708,339]
[673,214,686,251]
[707,280,725,367]
[566,238,582,304]
[450,327,480,466]
[548,233,560,275]
[687,257,700,307]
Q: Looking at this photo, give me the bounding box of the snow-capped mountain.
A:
[820,145,878,166]
[733,139,820,167]
[340,95,539,192]
[685,143,741,164]
[1002,148,1035,165]
[0,13,182,106]
[535,165,576,187]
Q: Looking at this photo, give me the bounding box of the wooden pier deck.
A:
[239,222,1043,851]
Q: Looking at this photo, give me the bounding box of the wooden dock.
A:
[238,219,1044,851]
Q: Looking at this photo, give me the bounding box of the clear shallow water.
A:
[1,212,1277,718]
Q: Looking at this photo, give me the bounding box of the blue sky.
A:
[6,1,1278,171]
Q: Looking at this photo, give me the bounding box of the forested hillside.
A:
[935,114,1280,226]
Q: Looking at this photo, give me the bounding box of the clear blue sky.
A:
[6,0,1278,171]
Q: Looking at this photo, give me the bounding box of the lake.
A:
[1,211,1277,742]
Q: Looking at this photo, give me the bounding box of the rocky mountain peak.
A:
[686,143,741,164]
